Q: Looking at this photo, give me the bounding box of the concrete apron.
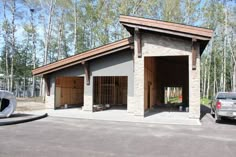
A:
[17,108,201,126]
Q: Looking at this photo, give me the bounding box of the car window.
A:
[217,93,236,99]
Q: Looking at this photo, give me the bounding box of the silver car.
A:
[211,92,236,122]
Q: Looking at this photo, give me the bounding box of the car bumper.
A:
[218,110,236,118]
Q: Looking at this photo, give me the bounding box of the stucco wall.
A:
[45,49,134,111]
[45,64,84,109]
[90,49,134,112]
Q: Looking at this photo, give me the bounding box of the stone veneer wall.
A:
[82,78,93,112]
[189,46,201,119]
[133,32,201,119]
[45,94,54,109]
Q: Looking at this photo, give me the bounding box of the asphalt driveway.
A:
[0,116,235,157]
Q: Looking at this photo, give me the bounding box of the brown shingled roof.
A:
[119,15,213,40]
[32,37,133,76]
[119,15,213,54]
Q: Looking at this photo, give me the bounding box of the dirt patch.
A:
[16,97,45,111]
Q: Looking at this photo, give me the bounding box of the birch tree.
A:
[39,0,56,97]
[9,0,16,92]
[2,0,10,91]
[73,0,78,54]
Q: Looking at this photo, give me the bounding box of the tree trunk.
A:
[73,0,78,54]
[31,9,36,97]
[213,51,216,97]
[206,56,211,99]
[40,0,55,98]
[57,11,64,60]
[44,0,55,65]
[200,62,204,97]
[203,58,208,98]
[3,0,10,91]
[207,40,213,99]
[222,7,228,92]
[233,64,236,92]
[167,87,170,102]
[228,32,236,92]
[10,0,16,92]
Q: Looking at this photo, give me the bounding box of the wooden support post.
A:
[82,61,90,85]
[192,38,198,70]
[135,28,142,58]
[43,75,50,96]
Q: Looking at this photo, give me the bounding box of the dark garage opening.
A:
[144,56,189,112]
[55,77,84,109]
[93,76,127,111]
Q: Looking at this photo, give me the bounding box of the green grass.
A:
[168,97,181,103]
[201,98,211,106]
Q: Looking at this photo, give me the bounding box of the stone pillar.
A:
[133,32,145,116]
[82,76,93,112]
[127,96,135,113]
[189,46,200,119]
[45,76,54,109]
[45,95,54,109]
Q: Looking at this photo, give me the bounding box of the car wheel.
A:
[215,113,221,123]
[210,108,214,115]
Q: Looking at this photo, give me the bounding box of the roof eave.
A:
[120,15,213,55]
[32,38,134,76]
[120,15,213,38]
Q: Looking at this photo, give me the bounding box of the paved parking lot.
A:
[0,115,235,157]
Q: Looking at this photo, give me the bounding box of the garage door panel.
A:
[56,77,84,107]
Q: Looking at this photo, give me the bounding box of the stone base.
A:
[127,96,135,113]
[82,106,93,112]
[45,95,54,109]
[83,95,93,112]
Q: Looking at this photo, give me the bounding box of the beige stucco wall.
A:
[133,32,201,119]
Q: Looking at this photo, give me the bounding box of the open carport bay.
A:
[144,56,189,112]
[0,116,235,157]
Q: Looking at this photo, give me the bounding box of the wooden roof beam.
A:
[192,38,199,70]
[135,28,142,58]
[82,61,90,85]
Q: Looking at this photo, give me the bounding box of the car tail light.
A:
[216,101,221,109]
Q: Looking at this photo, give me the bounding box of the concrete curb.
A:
[0,113,48,126]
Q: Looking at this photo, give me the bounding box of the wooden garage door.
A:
[56,77,84,107]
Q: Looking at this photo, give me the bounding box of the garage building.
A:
[32,15,213,119]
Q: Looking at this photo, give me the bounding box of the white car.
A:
[0,90,17,118]
[211,92,236,122]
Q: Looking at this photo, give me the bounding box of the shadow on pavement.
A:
[215,117,236,125]
[200,104,211,120]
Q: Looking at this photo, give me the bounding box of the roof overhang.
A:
[120,15,213,55]
[32,37,134,76]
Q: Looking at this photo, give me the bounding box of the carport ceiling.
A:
[157,56,188,65]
